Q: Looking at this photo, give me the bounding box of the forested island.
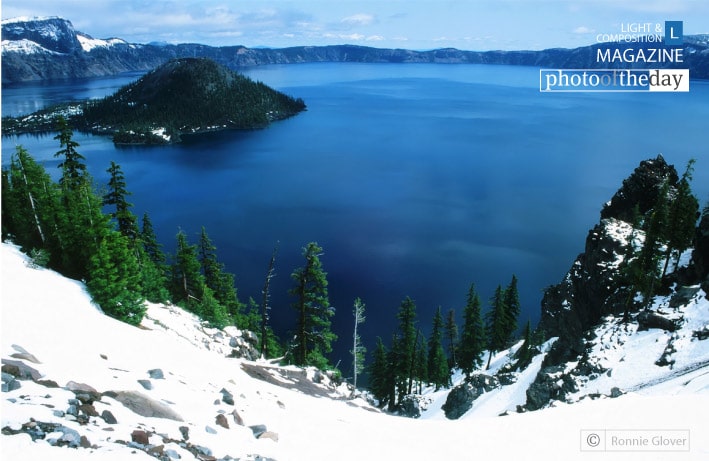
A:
[1,58,306,144]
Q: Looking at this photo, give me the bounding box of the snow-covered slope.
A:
[2,243,708,460]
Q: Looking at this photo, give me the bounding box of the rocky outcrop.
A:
[441,374,500,419]
[538,156,679,364]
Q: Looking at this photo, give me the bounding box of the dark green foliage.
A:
[198,227,241,316]
[415,333,429,394]
[260,244,278,358]
[54,116,87,189]
[104,161,139,242]
[459,283,486,377]
[78,58,306,142]
[485,285,509,369]
[394,296,418,400]
[369,337,391,407]
[502,274,520,344]
[289,242,336,368]
[141,213,166,266]
[87,231,146,325]
[171,229,205,308]
[514,320,535,370]
[662,159,699,275]
[428,306,450,390]
[445,308,459,368]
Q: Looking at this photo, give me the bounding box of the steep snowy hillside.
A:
[2,243,708,460]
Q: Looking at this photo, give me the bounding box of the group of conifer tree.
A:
[1,119,341,366]
[368,276,539,410]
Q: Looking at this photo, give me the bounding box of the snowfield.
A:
[2,242,708,460]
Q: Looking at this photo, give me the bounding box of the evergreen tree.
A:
[198,226,240,316]
[428,306,450,390]
[87,231,146,325]
[662,159,699,276]
[445,308,459,368]
[394,296,417,400]
[485,285,509,369]
[638,181,669,305]
[514,320,534,370]
[502,274,521,344]
[415,333,429,394]
[54,117,87,190]
[369,337,391,408]
[459,283,486,377]
[104,161,139,242]
[141,212,166,267]
[171,229,204,309]
[289,242,336,368]
[351,297,366,393]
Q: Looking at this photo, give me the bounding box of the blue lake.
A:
[3,63,708,371]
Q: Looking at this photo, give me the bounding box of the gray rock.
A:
[669,286,700,308]
[179,426,189,440]
[148,369,164,379]
[131,429,150,445]
[110,390,183,421]
[610,387,624,398]
[397,394,421,418]
[138,379,153,390]
[205,425,217,434]
[1,359,42,380]
[1,372,21,392]
[165,449,182,459]
[215,413,229,429]
[220,388,234,405]
[249,424,268,438]
[101,410,118,424]
[638,311,679,332]
[442,383,480,420]
[467,373,500,392]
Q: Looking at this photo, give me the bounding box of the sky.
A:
[2,0,709,51]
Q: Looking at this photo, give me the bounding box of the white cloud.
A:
[366,35,384,41]
[573,26,594,34]
[341,13,374,27]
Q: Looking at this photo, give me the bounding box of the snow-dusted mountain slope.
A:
[2,242,708,460]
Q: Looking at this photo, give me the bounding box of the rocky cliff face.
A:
[526,156,708,410]
[3,17,709,84]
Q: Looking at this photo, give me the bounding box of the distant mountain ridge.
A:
[3,16,709,84]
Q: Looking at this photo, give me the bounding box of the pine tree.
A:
[428,306,450,390]
[87,231,146,325]
[459,283,486,377]
[171,229,204,309]
[514,320,534,370]
[394,296,417,400]
[445,308,459,369]
[104,161,139,242]
[414,333,429,394]
[351,297,366,393]
[662,159,699,276]
[198,226,240,316]
[289,242,336,368]
[485,285,509,369]
[141,212,166,267]
[54,116,88,191]
[369,337,391,408]
[638,181,669,305]
[502,274,520,344]
[137,212,169,303]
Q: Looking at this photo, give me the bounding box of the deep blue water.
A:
[3,63,708,375]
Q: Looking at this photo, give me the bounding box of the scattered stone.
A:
[148,444,165,456]
[231,409,244,426]
[53,410,65,418]
[1,359,42,381]
[78,404,99,417]
[148,369,165,379]
[497,372,518,386]
[111,390,184,421]
[249,424,268,438]
[80,435,92,448]
[205,425,217,434]
[276,400,285,409]
[66,404,79,416]
[693,326,709,341]
[1,372,21,392]
[101,410,118,424]
[131,429,150,445]
[65,381,101,402]
[258,431,279,442]
[215,413,229,429]
[669,286,700,308]
[466,373,500,392]
[166,448,182,459]
[179,426,190,440]
[36,379,59,388]
[100,354,108,360]
[220,388,234,405]
[138,379,153,390]
[10,345,41,363]
[610,387,624,398]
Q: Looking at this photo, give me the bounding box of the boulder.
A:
[65,381,101,403]
[467,373,499,392]
[220,388,234,405]
[179,425,190,440]
[148,369,165,379]
[1,372,21,392]
[101,410,118,424]
[215,413,229,429]
[249,424,268,438]
[397,394,421,418]
[637,311,679,332]
[1,359,42,381]
[442,383,480,420]
[110,390,183,421]
[138,379,153,390]
[131,429,150,445]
